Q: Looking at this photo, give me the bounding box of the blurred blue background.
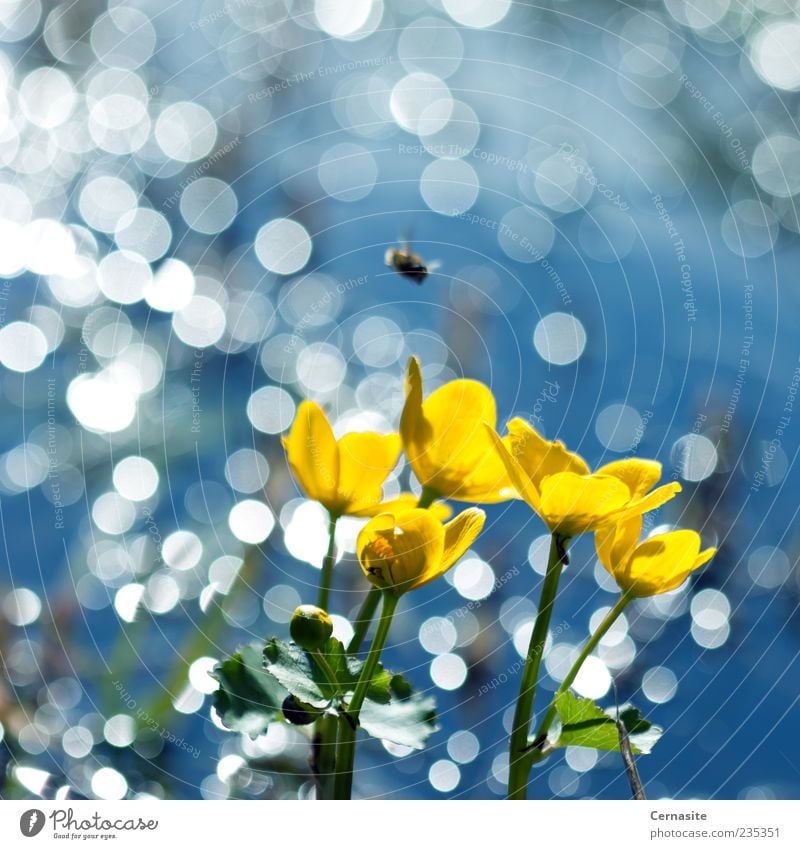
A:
[1,0,799,800]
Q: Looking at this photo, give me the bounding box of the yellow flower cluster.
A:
[284,357,715,598]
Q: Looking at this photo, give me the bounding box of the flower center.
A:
[363,528,426,590]
[363,533,401,588]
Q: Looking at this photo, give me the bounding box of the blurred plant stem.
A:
[507,533,569,800]
[347,586,381,654]
[140,544,262,726]
[317,514,339,612]
[335,591,398,799]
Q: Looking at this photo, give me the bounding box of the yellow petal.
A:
[595,458,662,499]
[400,356,424,446]
[485,424,540,511]
[454,442,516,503]
[350,493,453,520]
[617,530,710,597]
[421,380,500,494]
[401,357,511,500]
[507,418,590,488]
[399,356,434,481]
[336,432,401,514]
[539,472,631,536]
[284,400,339,508]
[620,482,682,520]
[410,508,485,592]
[693,547,717,570]
[427,501,454,522]
[356,509,445,595]
[438,507,486,573]
[595,514,643,575]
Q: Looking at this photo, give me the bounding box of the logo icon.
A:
[20,810,45,837]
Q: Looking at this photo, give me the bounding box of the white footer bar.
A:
[1,800,796,847]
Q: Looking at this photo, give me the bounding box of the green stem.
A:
[347,587,381,654]
[335,714,357,800]
[309,645,342,800]
[507,533,569,800]
[334,592,399,799]
[317,513,339,612]
[314,713,338,800]
[415,486,438,509]
[311,648,343,697]
[531,592,633,756]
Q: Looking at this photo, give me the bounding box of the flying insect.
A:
[384,243,439,285]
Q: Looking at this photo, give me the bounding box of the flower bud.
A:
[290,604,333,651]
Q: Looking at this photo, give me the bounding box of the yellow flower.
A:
[373,494,452,521]
[596,515,716,597]
[400,356,515,503]
[284,400,402,517]
[486,418,681,538]
[357,507,485,596]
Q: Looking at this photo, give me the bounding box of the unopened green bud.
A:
[290,604,333,651]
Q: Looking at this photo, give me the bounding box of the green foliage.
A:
[212,637,437,749]
[360,682,438,749]
[263,637,338,707]
[263,637,394,706]
[552,691,663,754]
[211,643,287,738]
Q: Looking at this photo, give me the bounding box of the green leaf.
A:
[359,683,438,749]
[220,639,438,750]
[553,691,662,754]
[612,704,663,755]
[263,637,400,708]
[263,638,338,708]
[211,643,286,738]
[342,651,396,704]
